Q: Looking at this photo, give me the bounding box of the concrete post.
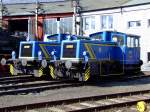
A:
[35,0,39,40]
[72,0,82,35]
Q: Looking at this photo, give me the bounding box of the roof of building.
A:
[1,0,150,16]
[2,0,65,4]
[122,0,150,6]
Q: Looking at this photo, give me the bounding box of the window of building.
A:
[43,19,57,34]
[128,21,141,28]
[43,17,73,35]
[60,17,73,34]
[84,17,90,30]
[83,16,95,30]
[91,17,95,29]
[101,15,113,30]
[148,52,150,61]
[148,19,150,27]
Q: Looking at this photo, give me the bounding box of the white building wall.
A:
[121,5,150,63]
[82,4,150,65]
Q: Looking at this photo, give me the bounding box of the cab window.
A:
[135,38,139,47]
[90,34,103,41]
[112,35,124,46]
[47,35,58,41]
[127,36,139,47]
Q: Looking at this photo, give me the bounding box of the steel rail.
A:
[1,89,150,112]
[0,80,79,91]
[0,82,83,96]
[0,74,33,81]
[0,77,41,84]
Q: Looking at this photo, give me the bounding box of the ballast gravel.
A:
[0,72,150,108]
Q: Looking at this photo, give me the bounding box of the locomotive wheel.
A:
[9,64,18,75]
[79,64,90,81]
[33,67,44,77]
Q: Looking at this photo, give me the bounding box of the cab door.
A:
[111,33,125,63]
[125,35,140,65]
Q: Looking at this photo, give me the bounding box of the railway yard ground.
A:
[0,71,150,111]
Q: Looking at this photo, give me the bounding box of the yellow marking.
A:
[84,43,95,59]
[66,45,73,48]
[38,67,43,77]
[49,65,55,79]
[9,64,14,75]
[39,44,50,59]
[137,101,146,112]
[84,66,90,81]
[24,45,30,48]
[39,44,58,59]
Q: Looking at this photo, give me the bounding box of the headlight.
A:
[83,51,87,56]
[1,58,6,65]
[41,60,47,68]
[65,61,72,69]
[38,51,42,60]
[83,51,88,62]
[21,59,27,66]
[11,51,16,59]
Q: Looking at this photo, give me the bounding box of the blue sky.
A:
[2,0,64,4]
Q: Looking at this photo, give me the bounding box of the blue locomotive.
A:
[3,33,73,77]
[50,31,143,81]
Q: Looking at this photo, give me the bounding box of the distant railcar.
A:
[0,29,25,75]
[0,29,25,60]
[50,31,143,81]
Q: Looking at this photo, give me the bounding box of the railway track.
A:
[1,89,150,112]
[0,79,83,96]
[0,74,33,81]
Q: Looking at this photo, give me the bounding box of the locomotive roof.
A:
[90,31,140,38]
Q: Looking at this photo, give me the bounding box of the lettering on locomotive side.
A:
[66,45,74,48]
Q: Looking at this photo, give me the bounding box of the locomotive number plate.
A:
[24,45,30,48]
[66,45,73,48]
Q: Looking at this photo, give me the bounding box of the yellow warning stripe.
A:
[84,43,96,59]
[39,44,59,59]
[39,44,50,59]
[84,66,90,81]
[38,67,43,77]
[9,64,14,75]
[49,65,55,79]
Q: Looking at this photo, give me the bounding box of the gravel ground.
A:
[1,72,150,108]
